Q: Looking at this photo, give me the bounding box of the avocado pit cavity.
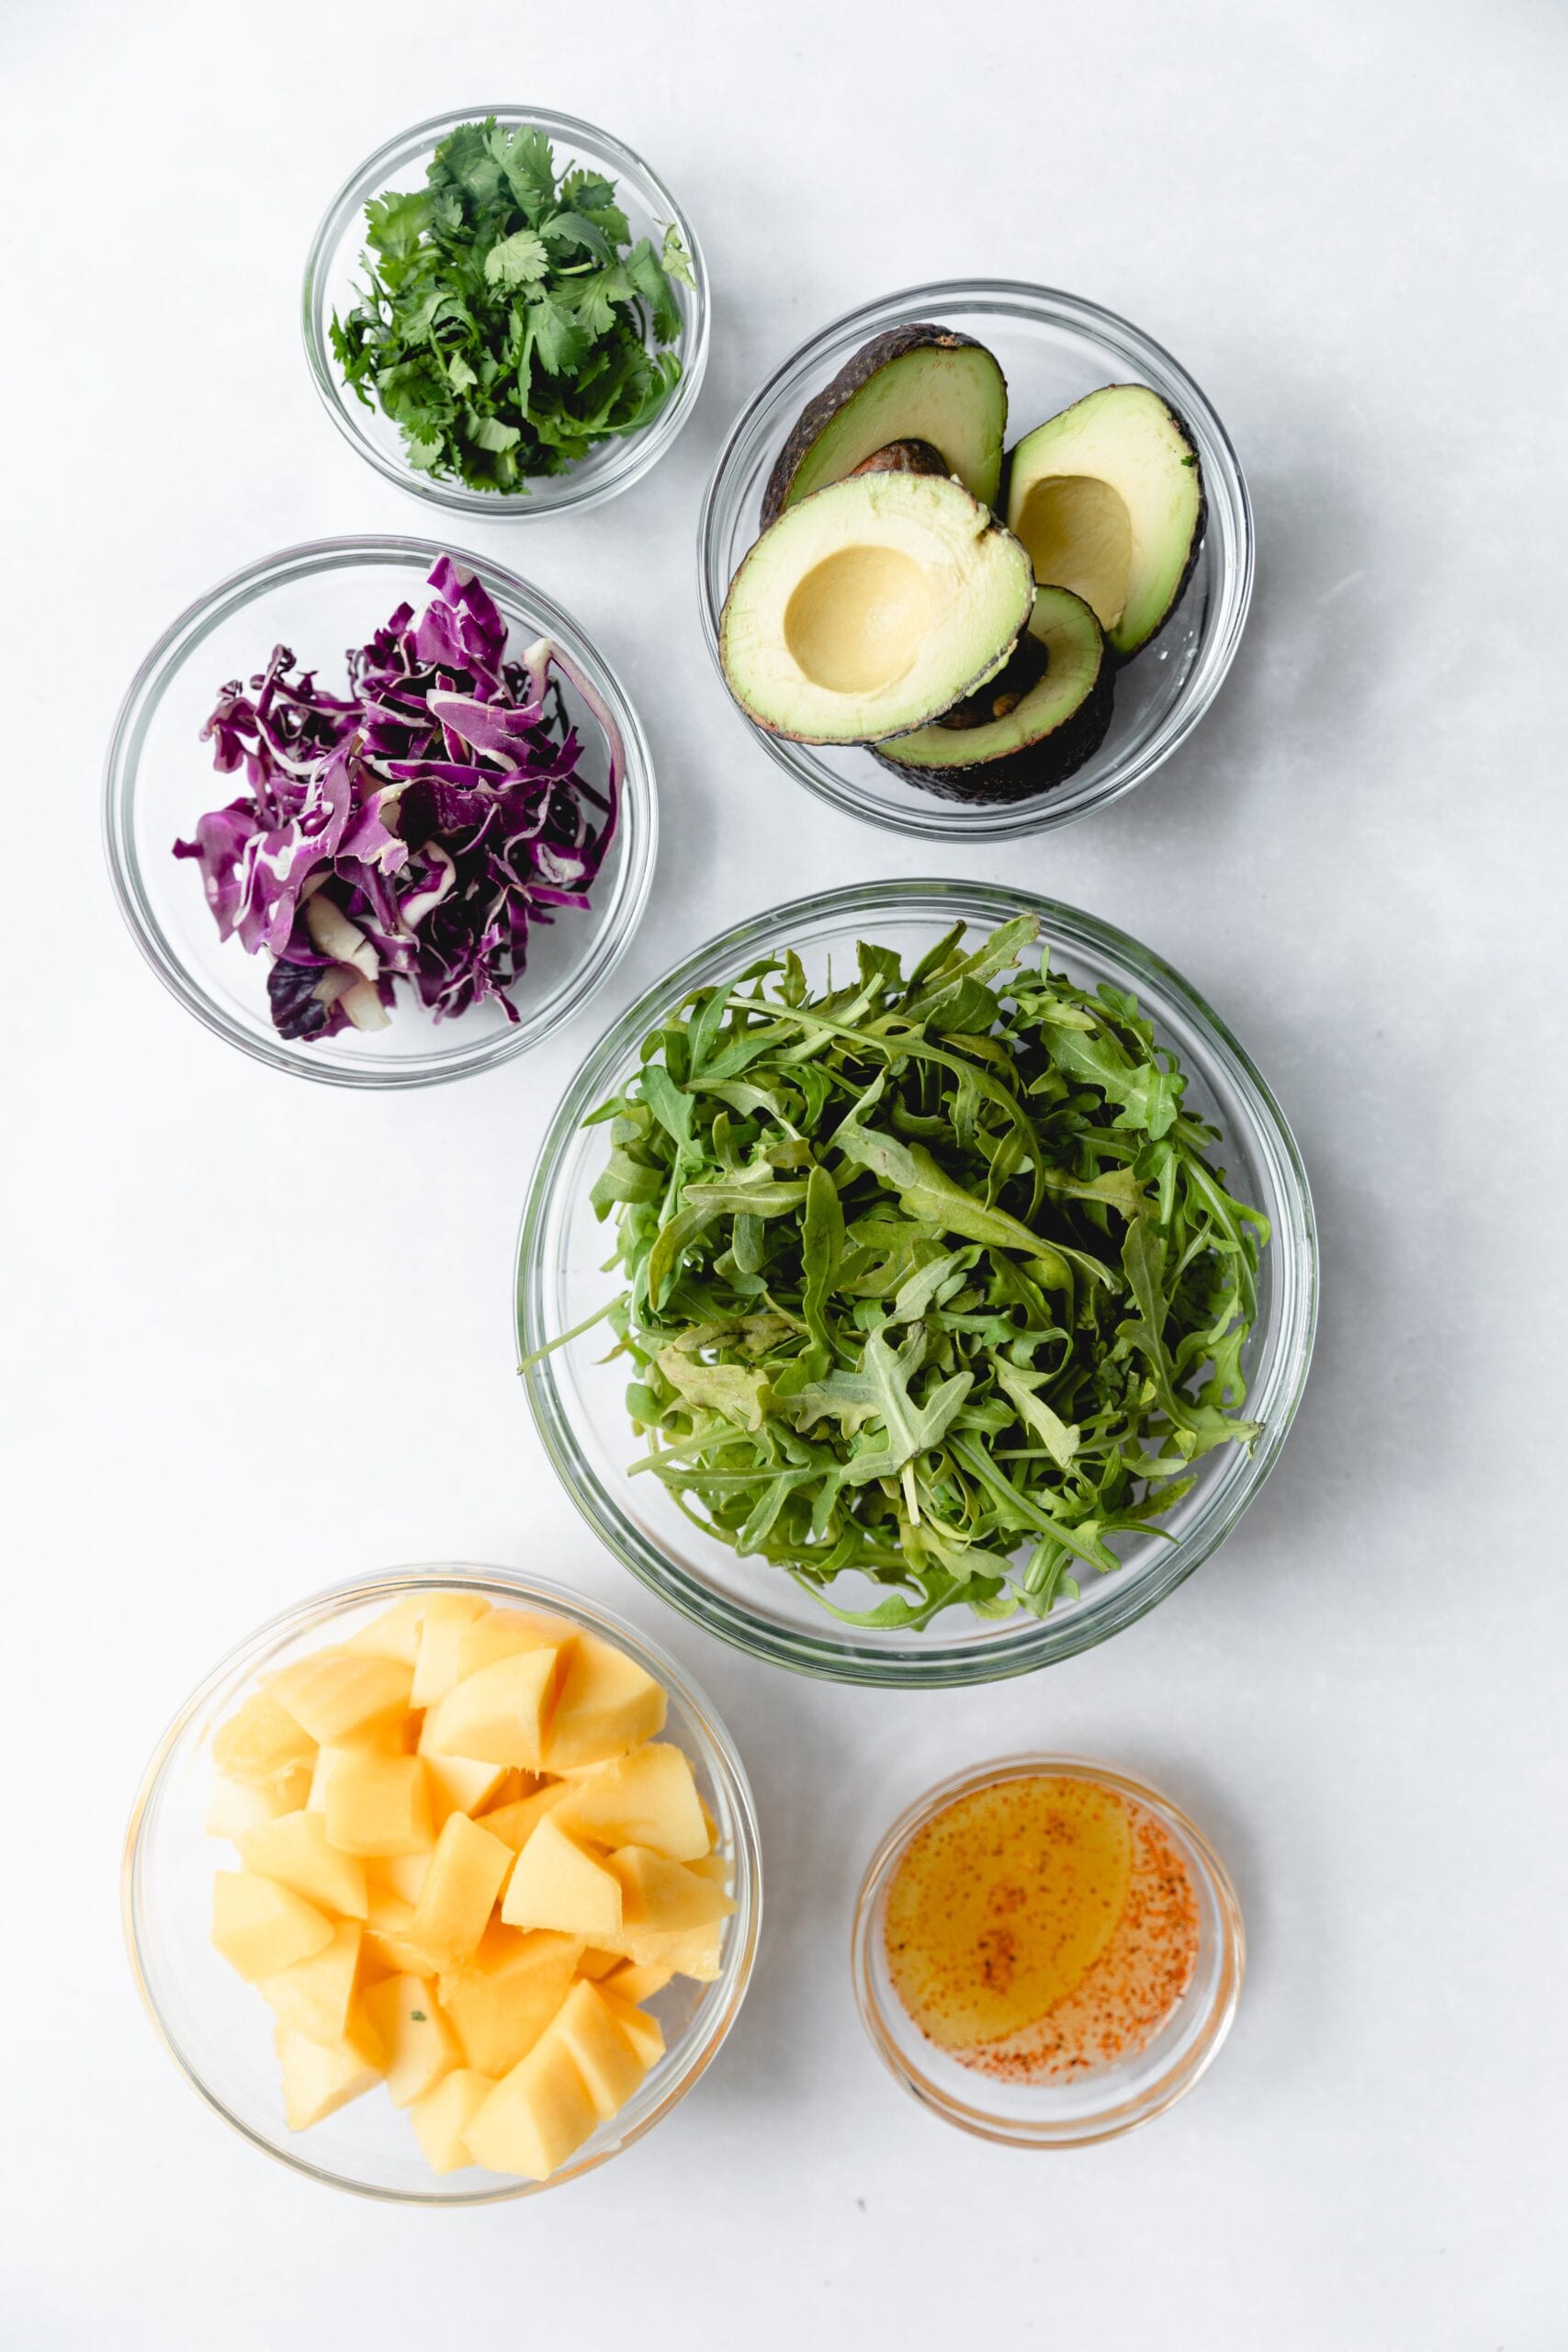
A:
[784,545,932,695]
[1013,475,1133,633]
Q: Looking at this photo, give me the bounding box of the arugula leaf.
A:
[536,920,1268,1632]
[330,116,690,495]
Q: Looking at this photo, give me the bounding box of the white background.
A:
[4,1,1565,2344]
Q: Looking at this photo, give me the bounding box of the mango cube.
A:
[406,1813,513,1970]
[457,1608,571,1682]
[206,1768,309,1841]
[345,1594,432,1665]
[439,1924,581,2075]
[608,1846,737,1935]
[502,1815,623,1940]
[541,1634,667,1770]
[367,1850,431,1907]
[267,1650,413,1744]
[411,2067,495,2173]
[577,1948,626,1981]
[239,1809,368,1919]
[422,1649,558,1770]
[256,1920,364,2045]
[604,1957,675,2004]
[409,1594,490,1707]
[548,1978,650,2122]
[476,1782,570,1855]
[597,1985,667,2072]
[363,1974,461,2107]
[363,1893,439,1980]
[212,1690,316,1790]
[421,1747,509,1827]
[275,2016,384,2130]
[553,1742,708,1861]
[463,2033,600,2181]
[211,1871,334,1982]
[321,1748,432,1858]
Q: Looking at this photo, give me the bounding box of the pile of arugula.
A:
[331,118,694,493]
[567,917,1269,1631]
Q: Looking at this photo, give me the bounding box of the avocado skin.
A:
[873,664,1113,802]
[998,388,1208,662]
[762,326,998,527]
[847,438,950,481]
[935,629,1049,730]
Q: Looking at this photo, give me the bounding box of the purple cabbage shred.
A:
[173,554,620,1039]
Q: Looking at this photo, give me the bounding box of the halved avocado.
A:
[848,437,950,481]
[873,585,1111,803]
[1003,385,1204,658]
[762,327,1008,525]
[720,470,1033,745]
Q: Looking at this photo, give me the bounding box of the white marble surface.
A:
[5,2,1565,2343]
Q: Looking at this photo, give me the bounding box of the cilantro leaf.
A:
[484,230,550,289]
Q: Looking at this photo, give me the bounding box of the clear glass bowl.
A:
[852,1756,1243,2146]
[122,1565,761,2204]
[515,879,1316,1687]
[303,107,709,516]
[103,536,657,1089]
[697,281,1252,840]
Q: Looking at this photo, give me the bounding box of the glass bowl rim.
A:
[851,1751,1245,2146]
[694,276,1254,841]
[102,531,659,1090]
[301,102,711,518]
[515,876,1318,1687]
[122,1560,762,2204]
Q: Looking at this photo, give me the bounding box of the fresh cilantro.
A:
[332,116,693,494]
[526,919,1269,1631]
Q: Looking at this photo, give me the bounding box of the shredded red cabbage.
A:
[174,555,620,1041]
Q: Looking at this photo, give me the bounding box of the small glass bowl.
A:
[852,1756,1243,2146]
[697,280,1252,841]
[515,878,1316,1687]
[103,536,657,1089]
[303,107,709,516]
[122,1565,761,2204]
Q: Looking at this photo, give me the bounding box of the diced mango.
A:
[502,1815,623,1940]
[212,1690,316,1790]
[548,1978,650,2121]
[687,1851,731,1888]
[345,1594,431,1666]
[553,1742,708,1861]
[457,1608,572,1682]
[275,2015,384,2130]
[597,1985,667,2072]
[604,1957,675,2004]
[363,1974,461,2108]
[206,1767,310,1841]
[578,1948,626,1981]
[423,1650,558,1770]
[541,1634,667,1771]
[256,1920,364,2045]
[464,2033,600,2181]
[438,1924,581,2076]
[591,1917,727,1981]
[421,1747,509,1827]
[409,1594,490,1708]
[363,1892,439,1980]
[406,1813,513,1970]
[367,1850,431,1907]
[476,1782,570,1855]
[239,1809,368,1919]
[411,2067,495,2173]
[475,1769,537,1814]
[267,1650,413,1744]
[607,1846,737,1935]
[211,1871,334,1982]
[322,1748,432,1858]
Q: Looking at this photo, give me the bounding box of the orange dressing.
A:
[885,1774,1200,2080]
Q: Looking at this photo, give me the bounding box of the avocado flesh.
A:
[1005,385,1203,658]
[720,470,1034,745]
[873,585,1111,803]
[762,327,1008,524]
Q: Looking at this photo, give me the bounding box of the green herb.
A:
[410,2010,427,2024]
[532,919,1269,1630]
[331,118,694,493]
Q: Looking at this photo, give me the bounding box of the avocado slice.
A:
[872,585,1111,803]
[1004,385,1204,658]
[720,470,1034,745]
[847,437,950,481]
[762,327,1008,525]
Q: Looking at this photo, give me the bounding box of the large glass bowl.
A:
[697,282,1252,841]
[303,107,709,517]
[516,880,1316,1687]
[103,536,657,1088]
[122,1565,761,2204]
